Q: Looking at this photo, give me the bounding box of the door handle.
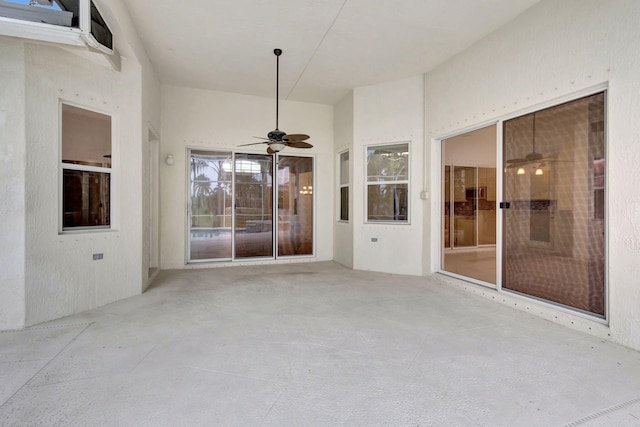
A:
[499,202,510,209]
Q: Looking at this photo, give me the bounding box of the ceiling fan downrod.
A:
[275,48,281,131]
[238,48,312,153]
[267,48,286,142]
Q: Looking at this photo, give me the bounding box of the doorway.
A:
[441,125,497,285]
[438,91,606,318]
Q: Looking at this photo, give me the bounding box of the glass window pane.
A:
[502,92,605,316]
[189,151,233,260]
[278,156,313,256]
[63,170,110,227]
[62,104,111,167]
[340,151,349,185]
[367,143,408,182]
[235,153,273,258]
[340,187,349,221]
[367,184,408,222]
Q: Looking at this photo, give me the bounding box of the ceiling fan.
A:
[506,113,546,166]
[239,49,313,155]
[507,113,560,175]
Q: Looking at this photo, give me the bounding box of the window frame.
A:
[59,101,114,233]
[338,150,349,222]
[365,141,410,224]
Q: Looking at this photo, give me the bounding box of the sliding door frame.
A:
[436,122,500,289]
[186,148,316,264]
[433,83,609,322]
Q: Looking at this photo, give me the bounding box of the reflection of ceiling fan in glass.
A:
[506,113,546,165]
[239,49,313,155]
[506,113,566,175]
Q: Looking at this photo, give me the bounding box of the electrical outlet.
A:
[92,253,103,260]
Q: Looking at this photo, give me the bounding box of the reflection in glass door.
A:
[189,150,233,261]
[234,153,273,259]
[441,125,497,285]
[277,156,314,256]
[502,92,606,316]
[453,166,477,247]
[443,166,497,249]
[188,150,314,262]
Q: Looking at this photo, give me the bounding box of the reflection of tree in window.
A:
[366,143,409,222]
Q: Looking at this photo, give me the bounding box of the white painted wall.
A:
[23,43,143,325]
[333,92,354,268]
[0,39,26,329]
[90,0,163,292]
[352,76,425,275]
[160,85,334,269]
[0,0,160,327]
[140,52,162,292]
[137,21,162,292]
[424,0,640,350]
[443,125,496,167]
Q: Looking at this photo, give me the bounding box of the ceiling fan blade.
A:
[286,141,313,149]
[266,146,276,155]
[238,141,268,147]
[283,133,310,142]
[253,136,270,140]
[525,151,544,161]
[506,158,527,164]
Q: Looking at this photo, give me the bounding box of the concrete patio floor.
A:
[1,261,639,426]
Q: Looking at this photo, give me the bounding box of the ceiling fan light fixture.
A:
[517,167,526,175]
[535,167,544,176]
[268,142,285,152]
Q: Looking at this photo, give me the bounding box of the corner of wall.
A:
[0,38,27,330]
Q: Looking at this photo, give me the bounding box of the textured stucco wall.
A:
[159,85,334,269]
[23,44,144,325]
[352,75,425,276]
[0,0,160,327]
[92,0,163,291]
[141,65,162,291]
[333,92,354,268]
[424,0,640,350]
[0,39,26,329]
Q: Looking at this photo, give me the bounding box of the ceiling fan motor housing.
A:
[268,129,286,141]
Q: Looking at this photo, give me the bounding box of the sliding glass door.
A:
[502,92,606,316]
[277,156,313,256]
[188,150,313,262]
[189,150,233,260]
[234,153,274,259]
[441,125,498,285]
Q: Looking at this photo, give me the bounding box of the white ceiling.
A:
[123,0,539,105]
